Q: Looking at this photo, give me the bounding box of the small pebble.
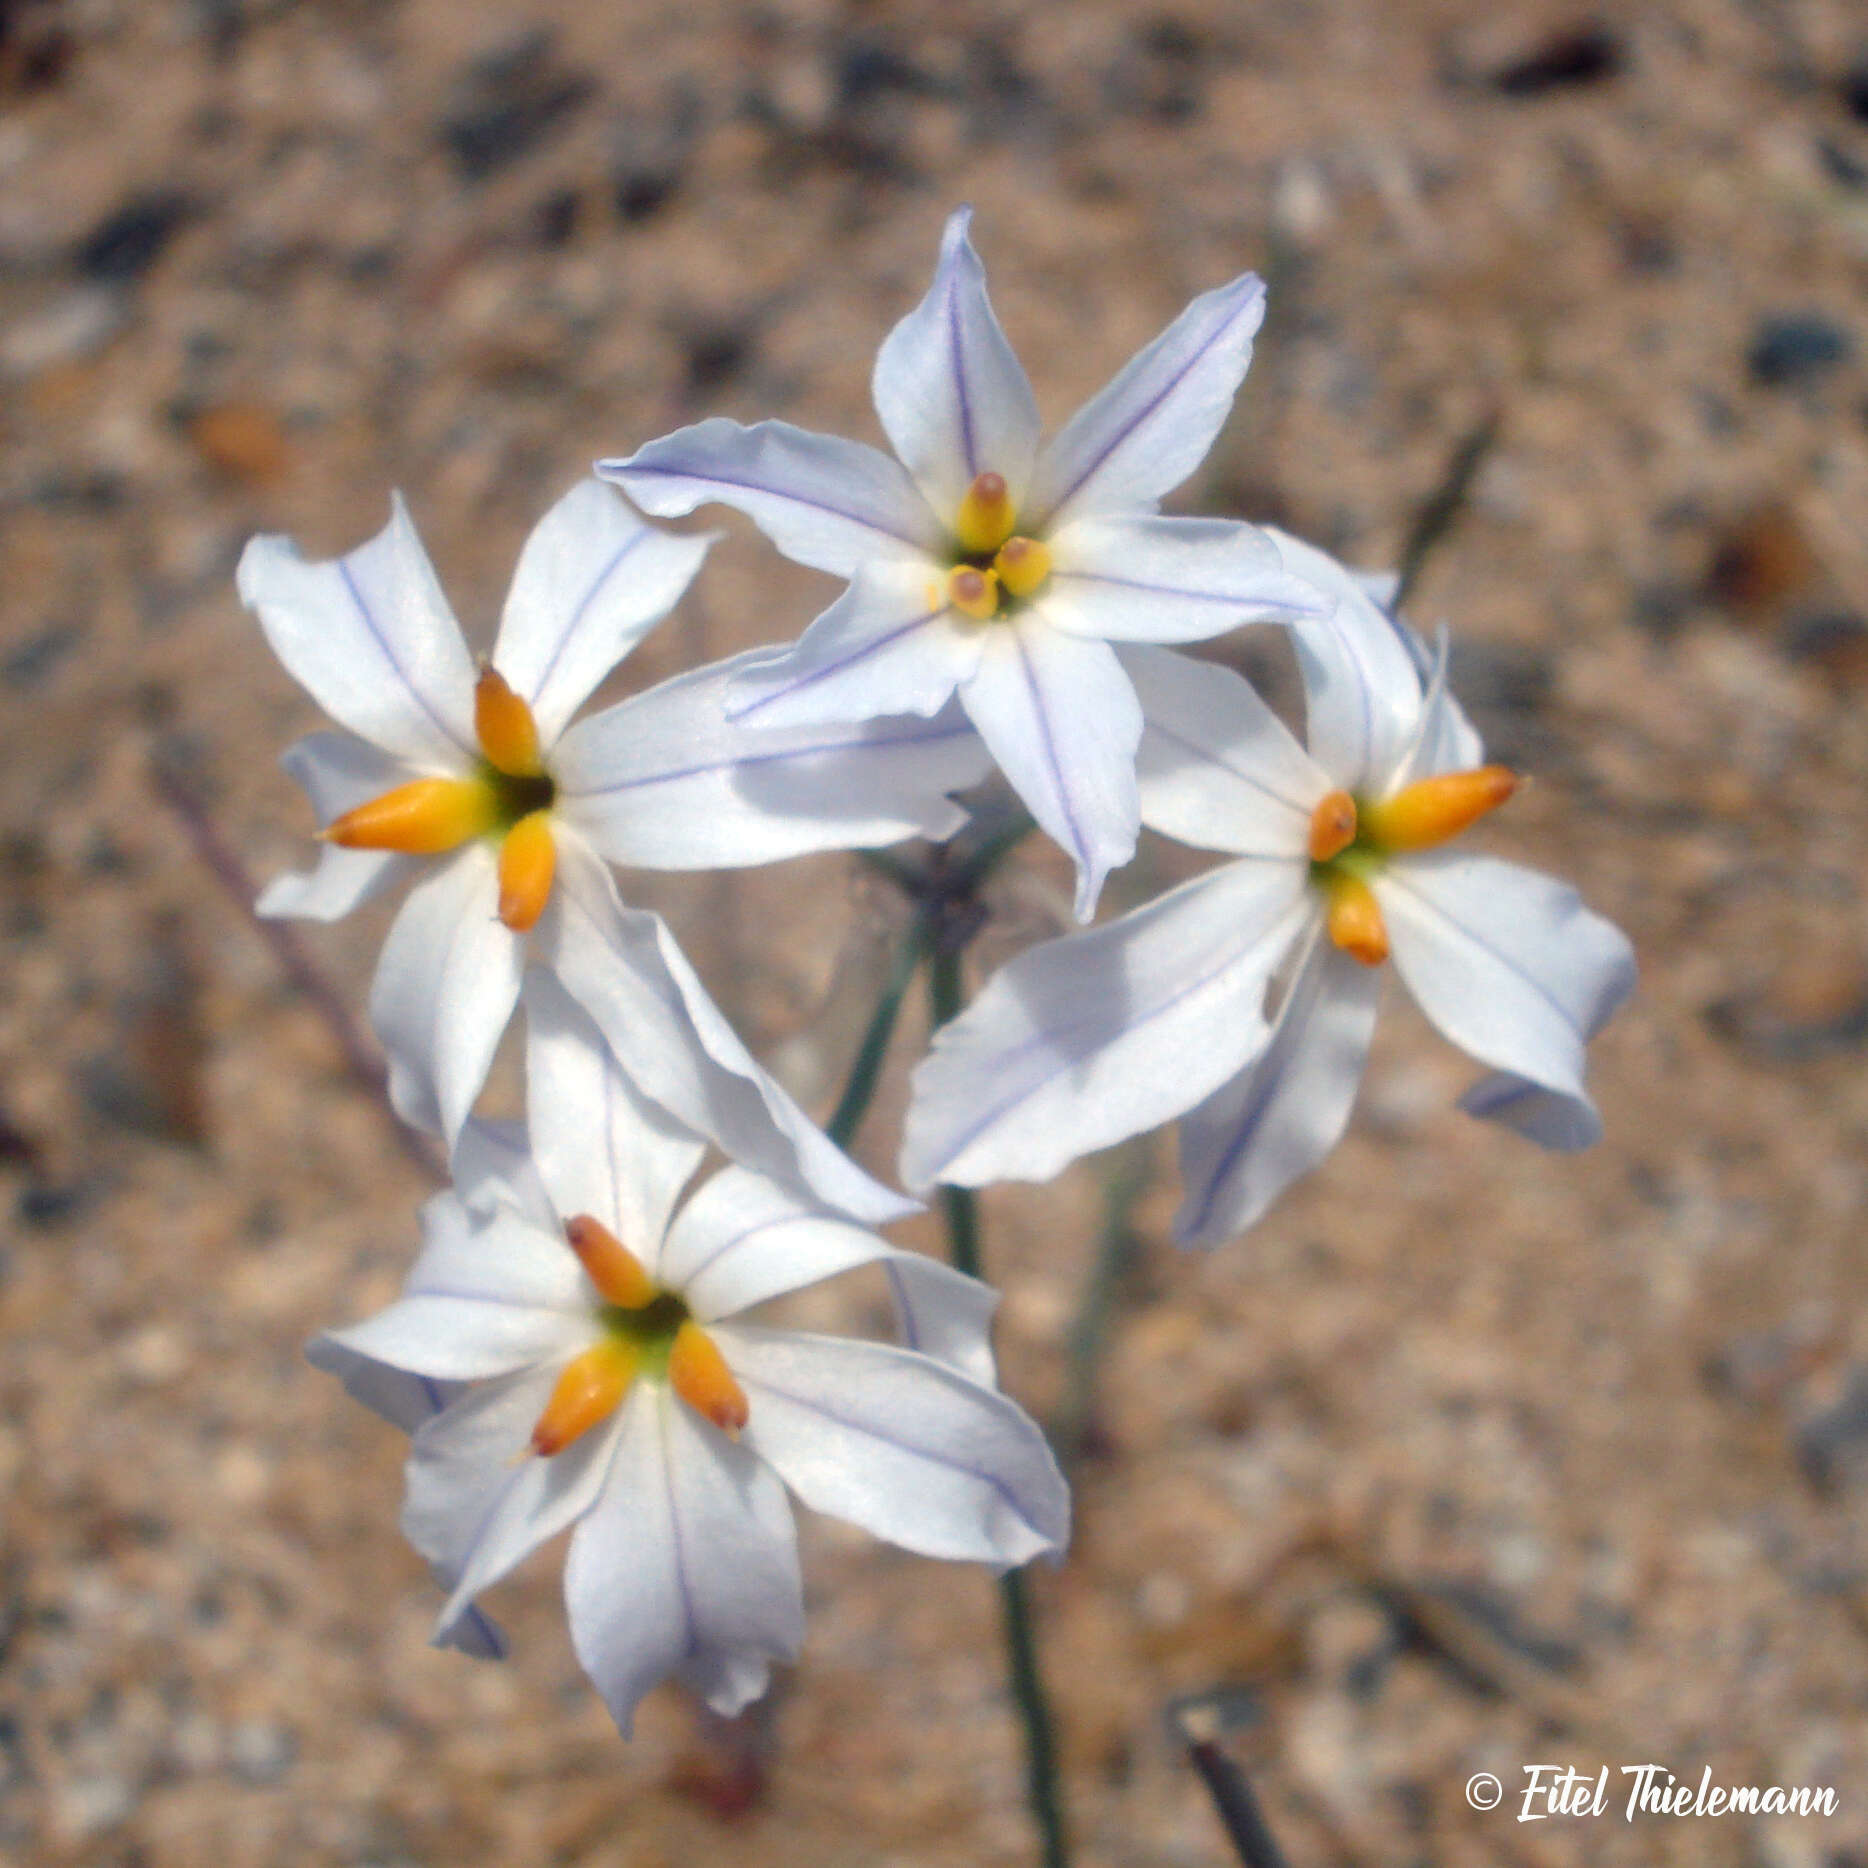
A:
[1747,313,1854,389]
[228,1720,296,1787]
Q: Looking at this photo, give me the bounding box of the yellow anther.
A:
[954,471,1015,556]
[565,1215,658,1309]
[530,1339,638,1457]
[668,1321,749,1437]
[992,535,1052,600]
[474,666,545,778]
[1323,870,1389,967]
[947,566,1001,621]
[323,776,497,854]
[1360,765,1519,853]
[1308,789,1358,863]
[496,810,556,932]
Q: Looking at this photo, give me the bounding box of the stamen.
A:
[564,1214,657,1309]
[1323,870,1389,967]
[954,472,1014,556]
[323,776,496,854]
[530,1340,638,1457]
[1360,766,1518,852]
[496,810,556,932]
[947,565,1002,621]
[474,666,545,778]
[993,535,1052,600]
[668,1321,749,1436]
[1308,789,1358,863]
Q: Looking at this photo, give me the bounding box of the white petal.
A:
[871,206,1041,520]
[424,1372,617,1646]
[302,1336,506,1658]
[900,861,1307,1192]
[1390,626,1487,786]
[960,621,1142,921]
[405,1187,586,1314]
[1024,274,1267,532]
[721,1326,1068,1565]
[237,494,478,768]
[368,843,525,1147]
[1377,852,1637,1109]
[602,419,942,579]
[1260,529,1428,794]
[558,652,992,867]
[721,559,975,730]
[1124,644,1325,857]
[659,1167,997,1382]
[1173,932,1379,1248]
[1040,514,1325,644]
[565,1386,803,1735]
[521,970,705,1269]
[257,732,417,921]
[324,1291,587,1380]
[493,478,713,744]
[451,1117,560,1229]
[540,842,916,1224]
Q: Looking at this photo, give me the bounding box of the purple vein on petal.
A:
[521,527,651,711]
[946,268,979,481]
[1030,284,1261,530]
[730,608,948,724]
[607,458,930,554]
[737,1365,1040,1529]
[917,875,1296,1181]
[1013,630,1091,880]
[338,559,475,757]
[560,713,975,800]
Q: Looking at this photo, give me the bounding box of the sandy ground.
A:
[6,1,1868,1863]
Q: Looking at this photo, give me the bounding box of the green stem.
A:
[927,940,1070,1868]
[826,918,928,1152]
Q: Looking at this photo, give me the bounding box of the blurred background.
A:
[5,0,1868,1862]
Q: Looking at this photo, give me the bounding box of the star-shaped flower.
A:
[310,978,1068,1735]
[900,532,1636,1245]
[243,478,992,1219]
[602,208,1320,919]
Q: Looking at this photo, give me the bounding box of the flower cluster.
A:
[246,208,1631,1738]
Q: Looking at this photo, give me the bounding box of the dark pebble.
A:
[2,622,81,691]
[831,34,935,111]
[16,1181,89,1229]
[1781,610,1868,685]
[682,323,752,398]
[1817,136,1868,192]
[1797,1370,1868,1493]
[441,32,594,183]
[1843,62,1868,125]
[1105,16,1208,123]
[1747,312,1854,388]
[531,186,580,248]
[1491,24,1623,97]
[75,192,191,283]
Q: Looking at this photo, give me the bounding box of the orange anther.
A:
[992,535,1053,600]
[323,776,497,854]
[565,1215,657,1309]
[947,566,1001,621]
[474,666,545,778]
[1308,789,1358,863]
[496,810,556,932]
[955,471,1014,556]
[1323,870,1389,967]
[530,1340,637,1457]
[668,1322,749,1436]
[1360,765,1518,853]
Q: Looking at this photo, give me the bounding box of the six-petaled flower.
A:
[604,207,1321,919]
[900,532,1636,1246]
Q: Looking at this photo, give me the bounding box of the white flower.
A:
[310,978,1067,1736]
[242,478,992,1219]
[900,532,1636,1246]
[602,208,1320,920]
